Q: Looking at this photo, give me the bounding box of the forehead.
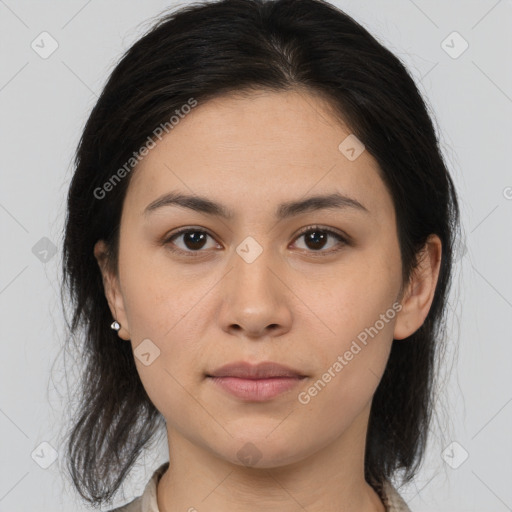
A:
[125,89,394,221]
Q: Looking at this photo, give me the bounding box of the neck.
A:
[157,402,385,512]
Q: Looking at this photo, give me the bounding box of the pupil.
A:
[185,232,206,250]
[182,230,328,251]
[306,230,326,250]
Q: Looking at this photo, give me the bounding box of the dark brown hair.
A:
[61,0,460,504]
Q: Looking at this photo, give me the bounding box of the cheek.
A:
[118,237,191,335]
[295,255,399,347]
[118,244,212,373]
[316,298,395,397]
[297,301,395,438]
[296,260,399,406]
[122,270,206,424]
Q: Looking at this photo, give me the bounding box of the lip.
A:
[206,361,307,402]
[207,361,306,379]
[208,376,305,401]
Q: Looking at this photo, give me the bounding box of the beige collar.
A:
[112,462,411,512]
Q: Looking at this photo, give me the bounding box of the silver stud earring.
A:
[111,320,121,331]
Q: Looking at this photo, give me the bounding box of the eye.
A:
[163,227,219,256]
[291,225,349,255]
[162,225,349,258]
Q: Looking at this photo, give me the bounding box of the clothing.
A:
[108,462,411,511]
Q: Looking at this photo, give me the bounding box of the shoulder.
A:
[373,479,412,512]
[105,462,170,512]
[107,496,143,512]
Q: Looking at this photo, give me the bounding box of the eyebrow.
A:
[143,190,369,220]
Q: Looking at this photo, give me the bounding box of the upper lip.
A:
[207,361,306,379]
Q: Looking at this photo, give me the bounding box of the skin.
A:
[95,89,442,512]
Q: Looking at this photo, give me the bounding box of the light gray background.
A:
[1,0,511,510]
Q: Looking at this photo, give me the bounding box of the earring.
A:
[111,320,121,331]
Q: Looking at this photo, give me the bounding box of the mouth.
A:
[207,360,307,379]
[206,361,307,401]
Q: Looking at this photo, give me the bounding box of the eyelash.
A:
[162,225,350,258]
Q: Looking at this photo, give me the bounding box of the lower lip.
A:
[207,376,305,401]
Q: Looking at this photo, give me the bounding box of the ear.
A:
[93,240,131,341]
[393,234,442,340]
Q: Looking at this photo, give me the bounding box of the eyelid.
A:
[162,224,351,257]
[289,225,351,256]
[293,224,351,244]
[163,226,220,257]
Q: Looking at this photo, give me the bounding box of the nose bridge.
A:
[231,234,278,299]
[218,233,290,335]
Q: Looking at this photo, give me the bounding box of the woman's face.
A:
[96,89,424,468]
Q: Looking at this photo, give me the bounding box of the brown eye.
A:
[164,228,219,256]
[179,231,208,250]
[292,226,348,254]
[163,225,349,258]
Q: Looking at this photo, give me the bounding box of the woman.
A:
[61,0,460,510]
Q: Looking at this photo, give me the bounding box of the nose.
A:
[217,244,293,339]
